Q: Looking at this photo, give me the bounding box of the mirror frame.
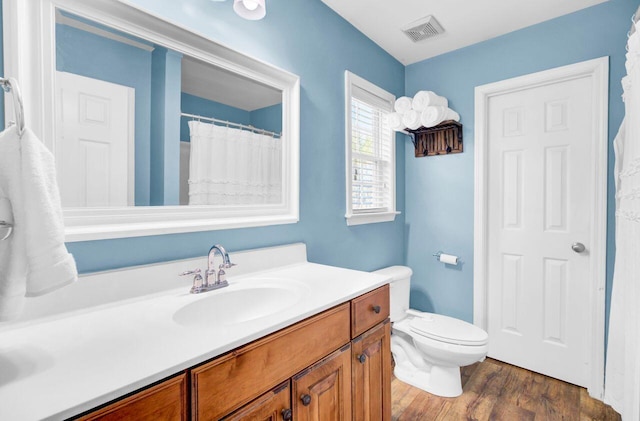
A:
[3,0,300,241]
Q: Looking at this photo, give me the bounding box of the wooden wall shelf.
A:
[406,120,463,158]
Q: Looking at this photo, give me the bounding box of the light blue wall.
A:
[180,93,251,141]
[250,103,283,135]
[179,95,281,141]
[65,0,406,274]
[404,0,638,341]
[56,23,153,205]
[150,47,182,206]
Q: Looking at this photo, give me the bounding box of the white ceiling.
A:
[181,57,282,112]
[321,0,608,65]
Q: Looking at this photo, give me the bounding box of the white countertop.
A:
[0,244,390,420]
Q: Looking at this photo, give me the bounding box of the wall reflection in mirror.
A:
[54,10,283,208]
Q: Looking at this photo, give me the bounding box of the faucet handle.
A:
[219,262,236,269]
[180,269,204,294]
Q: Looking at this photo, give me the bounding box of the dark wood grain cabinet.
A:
[76,284,391,421]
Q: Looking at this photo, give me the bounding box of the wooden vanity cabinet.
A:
[74,284,391,421]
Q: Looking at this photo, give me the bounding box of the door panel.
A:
[55,71,134,207]
[487,75,593,387]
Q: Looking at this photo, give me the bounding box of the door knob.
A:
[571,242,586,253]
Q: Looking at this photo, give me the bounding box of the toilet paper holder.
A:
[432,251,460,265]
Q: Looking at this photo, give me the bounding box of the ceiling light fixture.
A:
[211,0,266,20]
[233,0,266,20]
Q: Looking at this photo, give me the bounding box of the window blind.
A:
[350,94,393,213]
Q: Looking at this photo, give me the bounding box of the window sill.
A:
[345,211,400,226]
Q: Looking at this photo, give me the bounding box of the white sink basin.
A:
[172,278,307,327]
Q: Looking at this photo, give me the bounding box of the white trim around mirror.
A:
[3,0,300,241]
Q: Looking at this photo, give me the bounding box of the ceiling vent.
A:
[401,15,444,42]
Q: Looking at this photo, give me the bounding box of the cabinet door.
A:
[292,344,352,421]
[352,321,392,421]
[222,381,292,421]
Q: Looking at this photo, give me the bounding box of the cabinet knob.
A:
[281,408,292,420]
[357,353,367,364]
[300,394,312,406]
[372,305,381,314]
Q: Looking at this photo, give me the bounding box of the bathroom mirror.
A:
[4,0,300,241]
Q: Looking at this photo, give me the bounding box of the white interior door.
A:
[486,74,598,387]
[55,71,134,207]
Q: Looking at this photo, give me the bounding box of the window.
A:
[345,71,398,226]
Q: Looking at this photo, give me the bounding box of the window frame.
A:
[344,71,399,226]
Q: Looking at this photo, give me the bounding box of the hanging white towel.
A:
[0,126,77,321]
[411,90,448,111]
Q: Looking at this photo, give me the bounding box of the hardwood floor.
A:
[391,358,620,421]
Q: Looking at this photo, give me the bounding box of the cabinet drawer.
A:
[222,381,291,421]
[351,284,389,338]
[76,373,187,421]
[191,303,350,420]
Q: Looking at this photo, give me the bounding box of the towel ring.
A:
[0,77,25,138]
[0,221,12,241]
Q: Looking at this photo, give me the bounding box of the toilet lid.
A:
[409,313,488,346]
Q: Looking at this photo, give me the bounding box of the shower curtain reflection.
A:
[187,120,282,206]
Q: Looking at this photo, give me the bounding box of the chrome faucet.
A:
[206,244,235,286]
[180,244,236,294]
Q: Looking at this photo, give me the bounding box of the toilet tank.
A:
[372,266,412,322]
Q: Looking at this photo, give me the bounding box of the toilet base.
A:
[394,359,463,398]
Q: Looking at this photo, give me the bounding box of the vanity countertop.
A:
[0,244,390,420]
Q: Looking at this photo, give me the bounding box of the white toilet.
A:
[374,266,489,398]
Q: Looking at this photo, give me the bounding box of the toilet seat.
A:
[408,313,488,346]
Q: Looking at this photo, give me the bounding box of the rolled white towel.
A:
[394,96,413,114]
[412,90,448,111]
[447,109,460,122]
[387,112,404,131]
[420,106,460,128]
[402,110,421,130]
